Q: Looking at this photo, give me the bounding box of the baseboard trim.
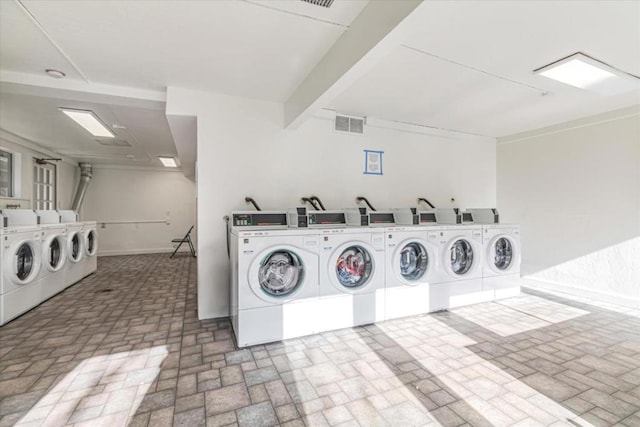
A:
[521,277,640,310]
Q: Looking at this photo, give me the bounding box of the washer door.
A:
[330,243,375,292]
[393,240,431,284]
[84,229,98,256]
[487,235,519,274]
[6,240,41,285]
[43,235,66,272]
[249,248,305,303]
[68,231,84,263]
[445,238,475,277]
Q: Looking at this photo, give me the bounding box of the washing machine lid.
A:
[45,236,65,271]
[7,240,40,283]
[68,231,83,262]
[449,238,474,275]
[258,250,304,297]
[85,229,98,256]
[335,245,373,288]
[397,241,429,281]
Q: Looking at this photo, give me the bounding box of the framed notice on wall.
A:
[363,150,383,175]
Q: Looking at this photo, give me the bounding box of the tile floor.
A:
[1,254,639,426]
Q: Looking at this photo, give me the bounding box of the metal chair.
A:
[170,226,196,258]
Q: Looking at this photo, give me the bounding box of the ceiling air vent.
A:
[334,114,365,135]
[300,0,334,8]
[95,139,131,147]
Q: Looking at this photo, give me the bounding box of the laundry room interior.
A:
[1,1,639,426]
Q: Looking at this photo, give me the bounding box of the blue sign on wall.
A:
[363,150,383,175]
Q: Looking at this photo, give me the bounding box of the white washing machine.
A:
[384,225,443,320]
[36,210,68,300]
[1,210,42,326]
[58,210,84,288]
[231,227,320,347]
[430,225,491,311]
[483,224,521,300]
[81,221,98,278]
[317,227,385,331]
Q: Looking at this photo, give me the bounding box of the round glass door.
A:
[258,250,303,297]
[86,230,97,255]
[70,233,81,262]
[493,237,513,270]
[450,239,474,275]
[16,243,34,281]
[48,238,62,269]
[399,242,428,281]
[336,246,373,288]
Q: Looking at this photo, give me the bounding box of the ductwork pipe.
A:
[71,163,93,212]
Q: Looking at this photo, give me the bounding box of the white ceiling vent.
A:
[95,139,131,147]
[334,114,365,135]
[300,0,334,8]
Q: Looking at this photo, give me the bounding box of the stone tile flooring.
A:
[1,254,639,426]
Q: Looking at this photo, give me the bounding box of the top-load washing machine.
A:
[81,220,98,278]
[318,224,386,331]
[58,210,84,287]
[482,224,521,299]
[35,210,68,300]
[229,211,320,347]
[430,224,491,311]
[1,209,42,326]
[384,224,443,320]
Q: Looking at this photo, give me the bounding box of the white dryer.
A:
[36,210,67,300]
[231,227,320,347]
[483,224,521,300]
[1,210,42,325]
[430,225,491,311]
[58,210,84,288]
[317,227,385,331]
[81,220,98,278]
[384,225,442,320]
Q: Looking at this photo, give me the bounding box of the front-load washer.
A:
[81,221,98,278]
[318,227,385,331]
[231,227,320,347]
[36,210,67,300]
[1,210,42,325]
[58,210,84,288]
[384,225,443,320]
[430,225,490,311]
[483,224,521,300]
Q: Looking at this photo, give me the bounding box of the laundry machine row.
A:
[228,207,521,347]
[1,209,98,326]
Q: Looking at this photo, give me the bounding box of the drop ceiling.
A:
[0,0,638,169]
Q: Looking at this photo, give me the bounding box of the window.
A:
[33,160,56,210]
[0,150,12,197]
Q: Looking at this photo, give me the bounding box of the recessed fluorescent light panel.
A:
[534,53,640,95]
[158,157,178,167]
[59,108,115,138]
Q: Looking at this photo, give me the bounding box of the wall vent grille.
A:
[335,114,365,135]
[300,0,334,8]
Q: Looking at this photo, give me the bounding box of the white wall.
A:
[0,132,77,210]
[81,165,196,256]
[498,106,640,308]
[167,88,497,319]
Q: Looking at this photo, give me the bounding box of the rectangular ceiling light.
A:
[534,52,640,95]
[158,156,178,167]
[59,108,115,138]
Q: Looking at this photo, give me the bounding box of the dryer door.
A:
[249,249,305,303]
[393,240,431,284]
[332,244,374,292]
[445,238,475,277]
[43,235,66,272]
[85,229,98,256]
[487,235,519,274]
[67,232,84,263]
[6,240,41,285]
